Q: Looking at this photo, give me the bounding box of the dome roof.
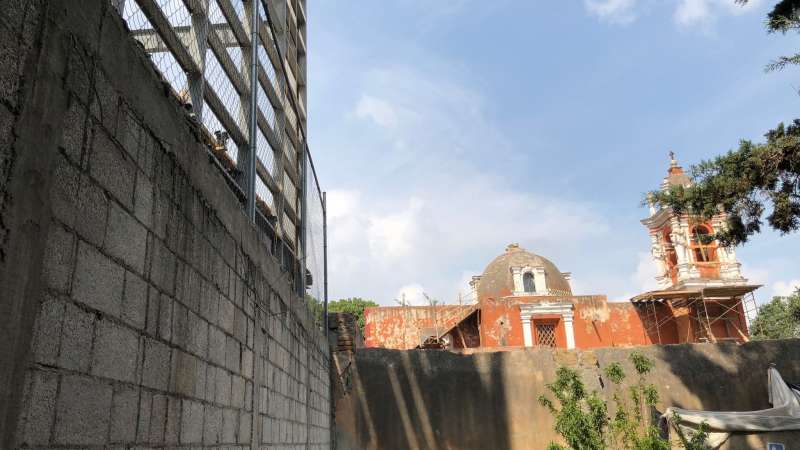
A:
[477,244,572,300]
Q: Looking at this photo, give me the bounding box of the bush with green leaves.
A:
[539,353,709,450]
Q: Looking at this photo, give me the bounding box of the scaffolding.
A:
[631,285,760,345]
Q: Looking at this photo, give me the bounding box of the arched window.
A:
[690,224,718,263]
[523,272,535,293]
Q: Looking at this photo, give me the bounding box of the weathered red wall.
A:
[365,297,747,350]
[364,305,476,349]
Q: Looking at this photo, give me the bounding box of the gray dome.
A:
[477,244,572,300]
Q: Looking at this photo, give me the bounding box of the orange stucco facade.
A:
[364,295,749,351]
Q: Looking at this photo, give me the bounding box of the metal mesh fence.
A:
[113,0,326,329]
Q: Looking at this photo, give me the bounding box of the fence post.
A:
[323,190,328,338]
[299,144,308,298]
[245,0,260,220]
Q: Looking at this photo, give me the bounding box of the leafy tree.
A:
[669,412,711,450]
[651,1,800,246]
[540,353,710,449]
[538,366,609,450]
[750,288,800,339]
[327,297,379,334]
[305,294,324,326]
[605,353,669,450]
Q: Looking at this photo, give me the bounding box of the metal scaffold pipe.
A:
[246,0,259,221]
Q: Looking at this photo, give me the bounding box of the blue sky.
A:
[307,0,800,306]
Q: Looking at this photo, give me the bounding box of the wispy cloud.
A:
[584,0,639,25]
[584,0,762,29]
[323,65,610,304]
[773,279,800,297]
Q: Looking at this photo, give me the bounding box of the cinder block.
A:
[202,404,221,444]
[200,283,219,325]
[91,318,138,383]
[54,374,112,445]
[149,394,167,442]
[233,306,247,343]
[225,335,241,373]
[58,301,94,372]
[171,299,189,349]
[19,370,58,446]
[89,127,134,209]
[73,240,124,317]
[77,170,113,244]
[231,375,245,409]
[215,367,231,406]
[42,222,76,293]
[209,326,226,366]
[158,293,174,342]
[104,201,147,273]
[145,285,160,336]
[239,411,252,444]
[134,173,153,228]
[241,348,253,381]
[49,154,81,229]
[33,293,64,365]
[193,358,207,400]
[165,396,180,444]
[135,390,152,442]
[222,408,238,443]
[180,400,203,444]
[148,238,176,295]
[188,310,208,358]
[109,386,139,443]
[219,297,235,334]
[142,337,170,390]
[59,97,89,165]
[122,271,147,330]
[173,350,197,397]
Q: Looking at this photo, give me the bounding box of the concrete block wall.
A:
[0,1,330,449]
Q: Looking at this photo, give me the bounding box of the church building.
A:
[363,156,760,350]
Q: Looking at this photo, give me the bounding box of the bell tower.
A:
[641,153,747,290]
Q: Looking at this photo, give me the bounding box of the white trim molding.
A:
[519,302,575,349]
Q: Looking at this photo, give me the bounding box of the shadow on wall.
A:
[335,350,515,450]
[333,339,800,450]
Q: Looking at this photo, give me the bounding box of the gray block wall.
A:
[0,1,330,449]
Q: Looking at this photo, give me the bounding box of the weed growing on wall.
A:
[604,353,669,450]
[539,353,709,449]
[538,366,609,450]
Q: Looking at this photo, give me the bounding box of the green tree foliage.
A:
[651,1,800,246]
[328,297,379,334]
[540,354,710,449]
[750,288,800,339]
[305,294,324,326]
[605,353,669,450]
[538,366,609,450]
[669,412,711,450]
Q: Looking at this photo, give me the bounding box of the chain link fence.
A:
[112,0,327,330]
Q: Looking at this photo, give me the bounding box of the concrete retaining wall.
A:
[0,1,330,449]
[334,340,800,449]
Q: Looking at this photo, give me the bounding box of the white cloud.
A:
[583,0,762,29]
[674,0,764,29]
[674,0,713,28]
[353,95,401,128]
[584,0,639,25]
[324,65,610,305]
[773,279,800,297]
[395,283,428,306]
[632,252,659,292]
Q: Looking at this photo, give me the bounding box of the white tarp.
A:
[663,366,800,448]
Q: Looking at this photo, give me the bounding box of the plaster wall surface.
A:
[0,1,330,448]
[334,340,800,450]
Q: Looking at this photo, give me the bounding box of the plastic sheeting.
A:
[663,366,800,448]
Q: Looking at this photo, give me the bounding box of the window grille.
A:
[535,322,556,347]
